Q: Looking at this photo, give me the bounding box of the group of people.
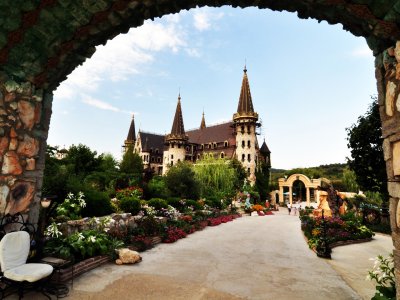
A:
[287,203,302,215]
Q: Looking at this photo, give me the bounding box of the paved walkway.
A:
[62,210,393,300]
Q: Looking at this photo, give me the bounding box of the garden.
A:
[38,144,271,273]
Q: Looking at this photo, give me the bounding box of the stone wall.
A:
[377,43,400,299]
[0,74,52,225]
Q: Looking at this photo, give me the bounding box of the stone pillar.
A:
[0,75,52,226]
[306,187,310,207]
[279,186,284,205]
[289,186,293,205]
[377,42,400,299]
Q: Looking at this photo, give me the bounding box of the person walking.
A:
[294,206,298,216]
[287,203,292,215]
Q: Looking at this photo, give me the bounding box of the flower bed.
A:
[300,212,374,252]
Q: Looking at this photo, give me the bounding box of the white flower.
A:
[88,236,96,243]
[77,233,85,241]
[45,222,62,238]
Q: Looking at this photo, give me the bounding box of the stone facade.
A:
[0,74,52,225]
[378,41,400,298]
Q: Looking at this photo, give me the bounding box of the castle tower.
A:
[162,94,188,174]
[233,66,260,184]
[123,114,136,153]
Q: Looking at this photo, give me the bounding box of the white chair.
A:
[0,231,53,299]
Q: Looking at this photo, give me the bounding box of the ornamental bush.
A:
[147,198,168,210]
[119,197,141,215]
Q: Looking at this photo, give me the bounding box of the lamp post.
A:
[36,196,57,260]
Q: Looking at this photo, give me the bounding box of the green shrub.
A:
[205,196,223,209]
[120,197,141,215]
[148,198,168,210]
[167,197,183,210]
[185,199,203,210]
[82,189,114,217]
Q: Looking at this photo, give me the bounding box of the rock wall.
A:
[377,43,400,299]
[0,74,52,225]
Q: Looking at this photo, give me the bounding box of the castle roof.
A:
[126,114,136,142]
[237,66,254,114]
[170,94,186,136]
[138,131,164,152]
[187,121,234,145]
[260,139,270,154]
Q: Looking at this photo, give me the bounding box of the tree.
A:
[346,96,388,197]
[229,158,247,190]
[164,162,200,199]
[119,147,143,186]
[341,168,359,193]
[255,160,270,201]
[65,144,101,177]
[193,157,236,198]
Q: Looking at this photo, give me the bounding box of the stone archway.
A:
[1,1,400,296]
[278,174,330,206]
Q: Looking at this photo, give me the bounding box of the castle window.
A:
[178,159,181,162]
[171,161,174,166]
[197,154,201,159]
[155,148,159,154]
[213,142,217,149]
[241,125,244,134]
[201,144,204,150]
[208,143,212,149]
[157,157,161,163]
[171,154,174,159]
[178,144,181,149]
[171,144,175,148]
[241,154,245,162]
[247,125,251,133]
[241,141,245,148]
[152,167,155,171]
[150,148,153,153]
[224,141,228,148]
[248,140,251,148]
[247,154,251,162]
[247,168,250,173]
[151,157,155,162]
[220,152,225,159]
[186,146,190,152]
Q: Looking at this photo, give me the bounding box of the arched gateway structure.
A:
[278,174,330,207]
[1,1,400,295]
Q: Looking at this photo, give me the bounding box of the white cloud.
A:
[193,9,224,31]
[82,96,134,115]
[54,17,193,100]
[351,44,373,58]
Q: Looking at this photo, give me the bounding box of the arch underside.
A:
[0,0,399,91]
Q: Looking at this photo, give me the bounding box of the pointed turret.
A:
[237,66,254,114]
[163,94,188,175]
[123,114,136,153]
[260,139,270,155]
[233,66,258,122]
[200,111,206,129]
[166,94,188,142]
[126,114,136,142]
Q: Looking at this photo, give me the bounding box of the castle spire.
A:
[170,93,186,136]
[126,114,136,142]
[200,110,206,129]
[237,65,254,114]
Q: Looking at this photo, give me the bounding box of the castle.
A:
[123,67,271,184]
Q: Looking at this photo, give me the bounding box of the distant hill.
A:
[270,163,347,190]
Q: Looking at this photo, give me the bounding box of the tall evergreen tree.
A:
[119,147,143,186]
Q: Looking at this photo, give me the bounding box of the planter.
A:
[52,255,111,283]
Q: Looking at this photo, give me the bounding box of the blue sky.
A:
[50,6,376,170]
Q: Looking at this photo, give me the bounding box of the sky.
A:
[49,6,376,170]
